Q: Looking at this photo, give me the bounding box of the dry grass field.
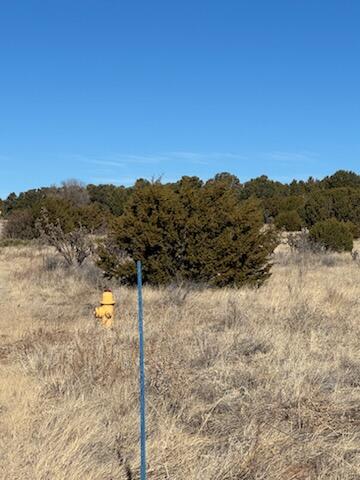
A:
[1,243,360,479]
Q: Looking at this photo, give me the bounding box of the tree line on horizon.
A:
[2,169,360,232]
[1,169,359,286]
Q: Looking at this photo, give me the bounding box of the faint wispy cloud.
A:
[81,159,127,168]
[165,151,247,165]
[263,150,320,163]
[66,151,248,168]
[60,150,322,187]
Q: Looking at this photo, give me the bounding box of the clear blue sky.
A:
[1,1,359,198]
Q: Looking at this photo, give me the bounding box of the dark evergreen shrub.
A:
[309,219,353,252]
[275,210,303,231]
[97,178,278,287]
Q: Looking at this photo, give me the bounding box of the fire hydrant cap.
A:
[101,290,115,305]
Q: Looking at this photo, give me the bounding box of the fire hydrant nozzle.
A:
[94,289,115,328]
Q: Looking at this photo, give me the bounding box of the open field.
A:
[1,244,360,479]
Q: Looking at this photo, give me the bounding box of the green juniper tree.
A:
[97,177,277,287]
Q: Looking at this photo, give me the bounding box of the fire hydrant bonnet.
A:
[101,290,115,305]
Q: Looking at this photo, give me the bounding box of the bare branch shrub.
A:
[60,179,90,206]
[288,229,324,254]
[36,208,93,267]
[163,282,196,307]
[352,250,360,266]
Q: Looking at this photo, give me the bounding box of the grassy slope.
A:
[1,244,360,479]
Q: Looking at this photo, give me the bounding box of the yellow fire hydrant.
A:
[94,289,115,328]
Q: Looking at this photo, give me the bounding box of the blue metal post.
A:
[137,260,147,480]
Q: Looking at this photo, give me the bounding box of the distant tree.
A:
[207,172,242,190]
[241,175,289,199]
[260,196,281,223]
[321,170,360,189]
[275,210,303,232]
[87,184,131,216]
[262,195,305,224]
[289,179,308,196]
[309,219,353,253]
[2,187,60,216]
[305,176,321,192]
[303,191,330,226]
[280,195,305,212]
[175,175,203,192]
[133,178,151,189]
[77,203,110,232]
[36,196,80,232]
[60,179,90,206]
[3,194,81,240]
[303,188,360,226]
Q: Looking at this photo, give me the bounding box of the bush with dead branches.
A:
[36,207,94,267]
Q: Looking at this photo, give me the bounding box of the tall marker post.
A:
[137,260,147,480]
